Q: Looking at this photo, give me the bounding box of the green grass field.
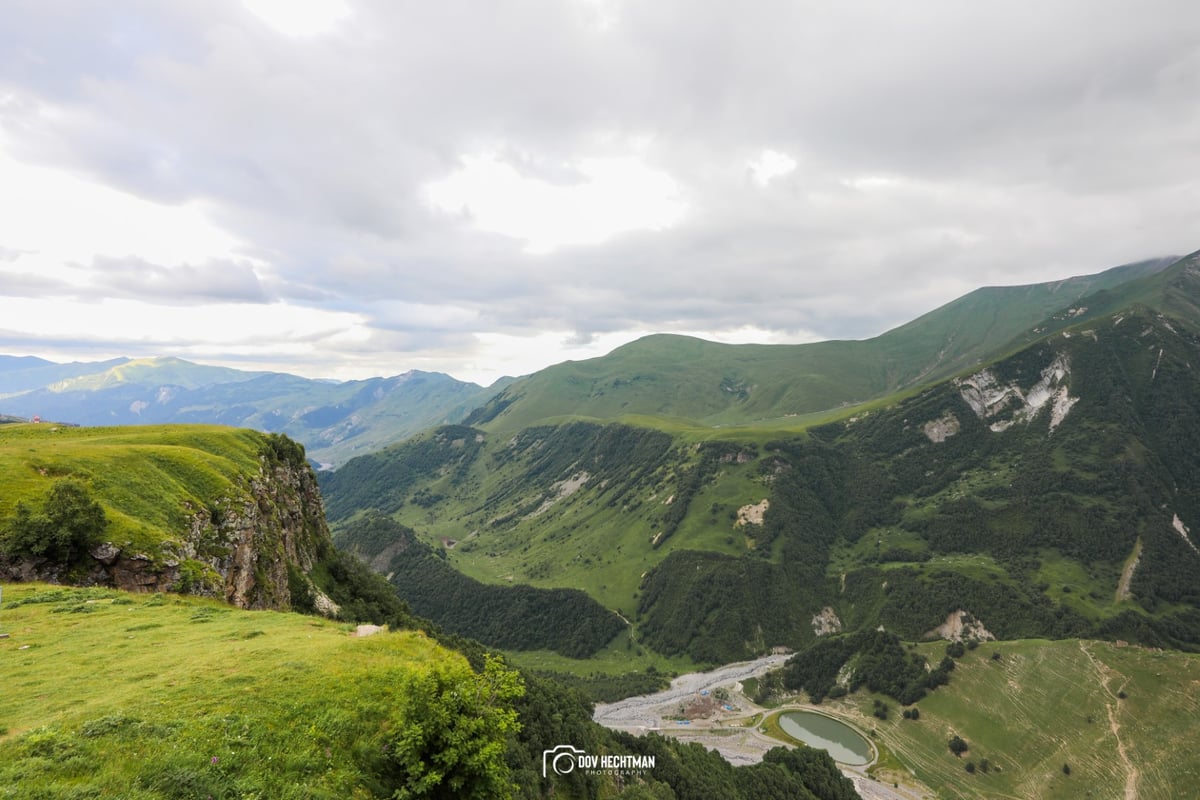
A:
[0,582,471,798]
[817,639,1200,799]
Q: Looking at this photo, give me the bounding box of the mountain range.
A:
[317,248,1200,667]
[1,254,1179,469]
[0,356,508,468]
[6,247,1200,799]
[6,249,1200,666]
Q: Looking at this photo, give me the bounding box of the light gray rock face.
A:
[1,455,331,612]
[955,352,1077,433]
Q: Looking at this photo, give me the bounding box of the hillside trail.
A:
[1078,641,1139,799]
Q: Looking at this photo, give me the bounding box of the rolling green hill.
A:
[467,256,1178,432]
[0,583,493,799]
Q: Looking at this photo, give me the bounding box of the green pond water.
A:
[778,711,872,765]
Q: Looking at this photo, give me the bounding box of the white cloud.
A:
[240,0,352,37]
[0,143,246,281]
[0,0,1196,386]
[748,149,797,186]
[0,297,367,352]
[423,152,686,253]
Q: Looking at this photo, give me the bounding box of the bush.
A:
[2,479,108,562]
[384,655,523,800]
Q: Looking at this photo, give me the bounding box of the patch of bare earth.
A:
[1116,537,1142,602]
[924,609,994,642]
[735,499,769,526]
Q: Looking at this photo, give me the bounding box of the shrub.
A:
[2,479,108,562]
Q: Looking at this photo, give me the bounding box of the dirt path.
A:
[1079,641,1139,799]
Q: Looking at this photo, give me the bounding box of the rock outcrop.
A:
[1,446,332,612]
[955,352,1078,433]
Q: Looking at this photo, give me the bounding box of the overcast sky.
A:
[1,1,1197,385]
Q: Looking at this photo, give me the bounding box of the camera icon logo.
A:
[542,744,587,777]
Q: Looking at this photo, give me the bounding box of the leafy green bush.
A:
[2,479,107,562]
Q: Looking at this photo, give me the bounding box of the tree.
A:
[3,479,107,562]
[948,736,969,757]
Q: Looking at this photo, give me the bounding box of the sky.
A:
[1,1,1198,386]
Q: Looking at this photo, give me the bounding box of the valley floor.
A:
[593,654,932,799]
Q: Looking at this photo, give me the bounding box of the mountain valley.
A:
[5,250,1200,798]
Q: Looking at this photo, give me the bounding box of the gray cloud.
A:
[0,245,34,262]
[87,256,273,304]
[1,0,1198,379]
[0,268,73,297]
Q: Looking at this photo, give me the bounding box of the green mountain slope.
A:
[321,252,1200,666]
[468,256,1178,431]
[0,355,131,395]
[0,419,857,800]
[334,512,626,658]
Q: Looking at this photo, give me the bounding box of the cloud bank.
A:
[1,0,1197,383]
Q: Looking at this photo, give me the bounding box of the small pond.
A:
[777,711,872,765]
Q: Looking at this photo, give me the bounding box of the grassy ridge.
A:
[0,583,465,798]
[0,424,267,553]
[470,257,1181,433]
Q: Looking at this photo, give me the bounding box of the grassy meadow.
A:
[0,582,469,798]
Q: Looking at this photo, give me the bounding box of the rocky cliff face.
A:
[2,452,333,612]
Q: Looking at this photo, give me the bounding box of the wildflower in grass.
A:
[211,756,219,765]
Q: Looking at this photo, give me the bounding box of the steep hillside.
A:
[0,424,330,610]
[0,358,504,467]
[322,261,1200,665]
[467,256,1178,431]
[334,512,626,658]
